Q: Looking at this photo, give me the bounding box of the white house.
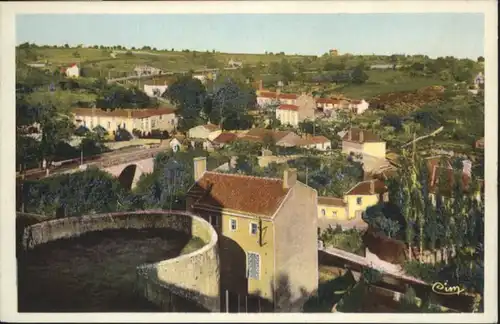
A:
[193,75,207,83]
[187,123,221,140]
[143,84,169,98]
[169,136,185,152]
[64,64,80,78]
[228,58,243,68]
[298,135,332,151]
[134,65,163,76]
[349,99,370,115]
[256,90,298,108]
[276,104,299,127]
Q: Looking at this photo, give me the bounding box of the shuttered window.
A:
[247,252,260,279]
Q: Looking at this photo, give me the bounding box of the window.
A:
[151,119,156,128]
[356,197,363,205]
[230,219,237,231]
[250,223,258,235]
[321,209,326,217]
[107,121,111,129]
[159,115,163,120]
[332,211,337,218]
[247,252,260,279]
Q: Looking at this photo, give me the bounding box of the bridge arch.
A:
[103,157,155,190]
[118,163,145,190]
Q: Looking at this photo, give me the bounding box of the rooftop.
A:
[278,104,299,111]
[212,132,238,144]
[187,171,290,218]
[241,128,296,143]
[72,107,176,118]
[299,135,331,146]
[345,179,387,196]
[342,128,382,143]
[318,196,346,207]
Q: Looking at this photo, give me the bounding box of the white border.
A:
[1,1,497,323]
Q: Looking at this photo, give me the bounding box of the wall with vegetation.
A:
[20,210,220,312]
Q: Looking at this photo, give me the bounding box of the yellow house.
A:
[344,179,388,219]
[341,128,386,159]
[318,197,347,220]
[317,180,387,230]
[186,157,318,312]
[72,107,178,135]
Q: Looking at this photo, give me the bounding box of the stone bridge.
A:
[103,157,155,189]
[59,146,165,189]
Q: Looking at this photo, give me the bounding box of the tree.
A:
[211,79,254,129]
[163,76,207,131]
[350,66,369,84]
[279,59,295,84]
[24,92,75,168]
[477,56,484,63]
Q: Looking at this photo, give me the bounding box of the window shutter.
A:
[247,252,260,279]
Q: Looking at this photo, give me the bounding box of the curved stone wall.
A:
[19,210,220,312]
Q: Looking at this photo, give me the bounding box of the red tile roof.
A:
[202,123,220,132]
[316,98,340,104]
[258,91,278,99]
[71,107,176,118]
[241,128,296,143]
[342,128,382,143]
[212,132,238,144]
[257,91,298,100]
[346,179,387,196]
[318,196,346,207]
[426,156,473,193]
[187,171,290,218]
[279,93,298,100]
[278,104,299,111]
[299,135,330,146]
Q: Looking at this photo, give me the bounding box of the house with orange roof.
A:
[275,93,316,127]
[297,135,331,151]
[186,157,319,312]
[240,128,302,147]
[71,107,177,135]
[317,179,388,231]
[424,156,482,203]
[341,128,386,159]
[211,132,238,149]
[256,89,298,108]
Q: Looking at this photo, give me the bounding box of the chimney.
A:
[359,130,364,143]
[193,157,207,181]
[259,80,263,90]
[283,168,297,189]
[370,180,375,194]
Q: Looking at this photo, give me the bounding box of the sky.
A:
[16,13,484,59]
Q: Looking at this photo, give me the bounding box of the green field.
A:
[282,70,452,99]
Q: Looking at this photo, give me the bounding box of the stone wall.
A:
[20,210,220,312]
